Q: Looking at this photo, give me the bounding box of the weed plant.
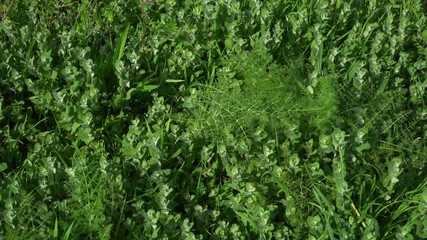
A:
[186,39,338,144]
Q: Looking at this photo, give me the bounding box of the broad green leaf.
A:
[356,142,371,153]
[143,85,159,92]
[51,68,58,80]
[331,128,346,149]
[225,39,233,50]
[77,128,94,144]
[0,162,7,172]
[71,122,80,134]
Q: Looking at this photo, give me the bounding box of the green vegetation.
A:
[0,0,426,239]
[186,40,338,142]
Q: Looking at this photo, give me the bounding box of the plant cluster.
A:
[186,39,338,143]
[0,0,426,239]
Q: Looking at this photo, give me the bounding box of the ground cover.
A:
[0,0,426,239]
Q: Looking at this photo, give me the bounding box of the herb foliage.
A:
[0,0,426,239]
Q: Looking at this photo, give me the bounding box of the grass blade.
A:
[53,217,59,240]
[62,221,74,240]
[113,23,130,72]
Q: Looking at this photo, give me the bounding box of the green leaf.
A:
[356,142,371,153]
[51,68,58,80]
[422,30,427,44]
[331,128,346,149]
[62,222,74,240]
[309,39,323,77]
[225,39,233,50]
[53,217,58,240]
[125,88,137,100]
[143,85,159,92]
[169,149,182,159]
[77,128,94,145]
[376,77,389,95]
[233,209,257,231]
[313,186,335,240]
[422,188,427,203]
[347,61,362,80]
[71,122,81,134]
[113,23,130,72]
[0,162,7,172]
[113,94,124,109]
[165,79,185,83]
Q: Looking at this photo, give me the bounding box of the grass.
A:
[0,0,426,239]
